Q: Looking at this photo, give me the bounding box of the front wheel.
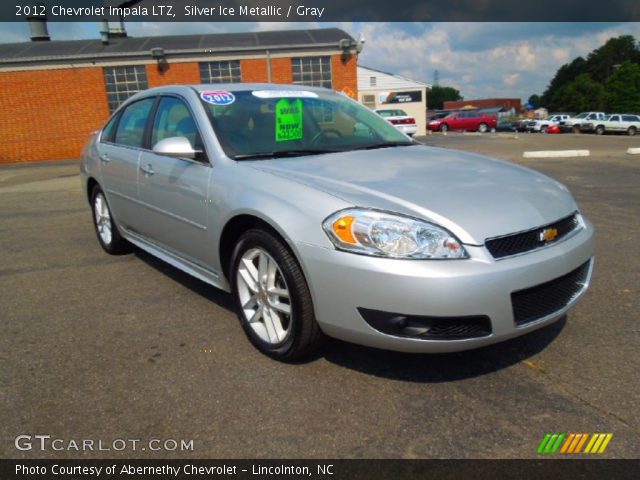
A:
[595,125,605,135]
[231,229,326,361]
[440,124,448,133]
[477,123,488,133]
[628,126,637,136]
[90,185,132,255]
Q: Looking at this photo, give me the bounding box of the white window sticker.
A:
[252,90,318,99]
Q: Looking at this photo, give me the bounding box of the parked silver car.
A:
[81,84,595,361]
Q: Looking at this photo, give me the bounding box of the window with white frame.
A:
[199,60,242,84]
[103,66,149,113]
[291,56,332,89]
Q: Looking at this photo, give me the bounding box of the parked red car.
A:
[428,111,497,133]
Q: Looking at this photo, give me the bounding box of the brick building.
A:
[0,26,359,163]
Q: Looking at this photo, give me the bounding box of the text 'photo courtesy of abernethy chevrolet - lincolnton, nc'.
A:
[81,83,595,361]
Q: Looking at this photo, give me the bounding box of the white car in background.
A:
[375,109,417,136]
[589,114,640,136]
[528,114,571,133]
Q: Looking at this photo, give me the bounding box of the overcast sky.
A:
[2,21,639,101]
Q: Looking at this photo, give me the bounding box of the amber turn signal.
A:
[332,216,357,244]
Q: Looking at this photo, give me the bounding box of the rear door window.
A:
[114,98,155,148]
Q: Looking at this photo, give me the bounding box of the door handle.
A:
[140,163,155,176]
[99,153,110,163]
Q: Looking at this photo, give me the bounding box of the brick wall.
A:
[240,58,268,82]
[0,53,358,164]
[331,54,358,98]
[146,62,199,87]
[0,67,111,163]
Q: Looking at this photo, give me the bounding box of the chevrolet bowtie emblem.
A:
[539,227,559,242]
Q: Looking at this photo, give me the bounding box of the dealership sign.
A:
[379,90,423,104]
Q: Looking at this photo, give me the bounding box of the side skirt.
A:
[122,228,231,293]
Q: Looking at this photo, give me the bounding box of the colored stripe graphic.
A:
[560,433,575,453]
[537,433,613,454]
[574,433,589,453]
[537,433,552,454]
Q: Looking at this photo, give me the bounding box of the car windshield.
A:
[574,113,589,119]
[200,89,413,159]
[377,109,408,117]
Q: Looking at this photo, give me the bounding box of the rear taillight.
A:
[390,118,415,125]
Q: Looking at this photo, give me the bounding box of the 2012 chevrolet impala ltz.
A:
[80,84,595,361]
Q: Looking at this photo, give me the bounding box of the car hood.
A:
[246,145,577,245]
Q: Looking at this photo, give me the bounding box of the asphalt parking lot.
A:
[1,133,638,459]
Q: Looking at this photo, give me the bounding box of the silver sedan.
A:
[81,84,595,361]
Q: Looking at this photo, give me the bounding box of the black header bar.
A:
[3,0,640,22]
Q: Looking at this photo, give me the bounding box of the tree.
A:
[428,85,462,110]
[586,35,640,83]
[604,61,640,112]
[527,94,541,108]
[548,73,604,112]
[540,57,587,106]
[539,35,640,111]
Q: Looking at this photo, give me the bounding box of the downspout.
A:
[266,49,272,83]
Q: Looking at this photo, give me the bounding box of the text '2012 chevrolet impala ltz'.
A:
[80,84,595,361]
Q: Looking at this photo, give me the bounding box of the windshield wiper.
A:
[350,141,415,151]
[233,149,339,160]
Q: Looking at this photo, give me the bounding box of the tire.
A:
[90,185,133,255]
[541,126,548,134]
[572,125,581,134]
[628,126,637,136]
[440,124,448,133]
[230,229,326,361]
[477,123,488,133]
[595,125,605,135]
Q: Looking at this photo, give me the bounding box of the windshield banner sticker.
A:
[275,98,303,142]
[253,90,318,99]
[200,91,235,106]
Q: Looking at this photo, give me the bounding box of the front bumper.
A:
[296,220,595,353]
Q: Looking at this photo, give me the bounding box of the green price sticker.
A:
[275,98,303,142]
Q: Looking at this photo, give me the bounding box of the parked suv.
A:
[428,111,497,133]
[559,112,606,133]
[586,114,640,136]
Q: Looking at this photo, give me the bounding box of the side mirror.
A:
[152,136,201,160]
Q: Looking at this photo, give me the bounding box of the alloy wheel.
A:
[94,192,112,246]
[236,248,292,345]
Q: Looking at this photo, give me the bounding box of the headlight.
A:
[322,209,467,259]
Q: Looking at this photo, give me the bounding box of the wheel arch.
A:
[86,177,99,204]
[218,213,301,283]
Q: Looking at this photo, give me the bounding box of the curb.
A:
[627,148,640,155]
[523,150,590,159]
